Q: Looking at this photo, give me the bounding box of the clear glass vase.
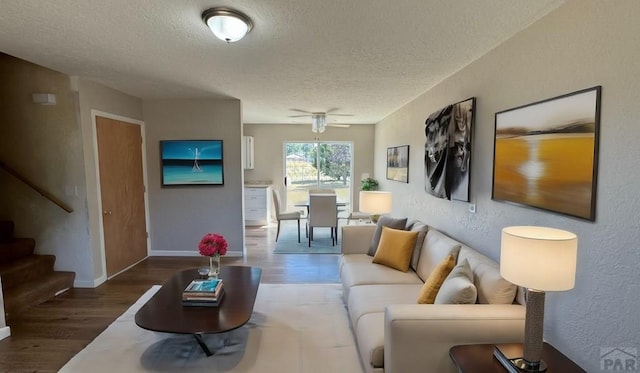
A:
[208,254,220,278]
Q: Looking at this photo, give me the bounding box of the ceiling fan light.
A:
[203,8,253,43]
[312,114,326,133]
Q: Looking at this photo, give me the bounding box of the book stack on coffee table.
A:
[182,278,224,307]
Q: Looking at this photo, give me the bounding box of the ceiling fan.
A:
[289,108,352,133]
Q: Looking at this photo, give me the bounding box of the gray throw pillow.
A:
[405,220,429,271]
[434,259,477,304]
[367,216,408,256]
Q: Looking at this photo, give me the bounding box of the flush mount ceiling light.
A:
[202,7,253,43]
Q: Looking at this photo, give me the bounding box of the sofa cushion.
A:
[355,312,386,369]
[372,227,418,272]
[434,258,477,304]
[367,216,408,256]
[347,284,424,329]
[457,246,517,304]
[341,257,423,297]
[405,220,429,271]
[415,230,462,282]
[338,253,373,277]
[417,254,455,304]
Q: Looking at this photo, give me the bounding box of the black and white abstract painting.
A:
[424,97,475,201]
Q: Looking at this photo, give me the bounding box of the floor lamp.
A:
[359,191,392,223]
[499,226,578,372]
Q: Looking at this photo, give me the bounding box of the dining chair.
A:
[308,189,346,218]
[271,189,301,243]
[307,194,338,247]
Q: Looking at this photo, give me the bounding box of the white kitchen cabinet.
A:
[244,186,270,226]
[242,136,254,170]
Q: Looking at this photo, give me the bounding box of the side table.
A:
[449,343,585,373]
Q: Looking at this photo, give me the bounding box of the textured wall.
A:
[143,99,244,255]
[374,1,640,370]
[75,77,143,285]
[243,123,375,212]
[0,54,91,283]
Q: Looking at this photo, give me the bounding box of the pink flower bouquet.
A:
[198,233,228,257]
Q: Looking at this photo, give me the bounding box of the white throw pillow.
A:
[434,259,477,304]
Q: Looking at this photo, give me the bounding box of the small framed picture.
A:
[387,145,409,183]
[160,140,224,186]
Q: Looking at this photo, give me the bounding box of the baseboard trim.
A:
[74,276,106,288]
[0,326,11,341]
[149,250,243,257]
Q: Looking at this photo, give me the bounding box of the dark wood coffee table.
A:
[134,265,262,356]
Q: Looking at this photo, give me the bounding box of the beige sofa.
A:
[339,221,526,373]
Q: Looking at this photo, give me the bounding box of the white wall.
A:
[243,123,375,211]
[0,54,148,288]
[143,99,244,256]
[0,54,91,284]
[374,1,639,370]
[1,55,243,284]
[75,77,143,286]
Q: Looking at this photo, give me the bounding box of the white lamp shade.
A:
[500,226,577,291]
[359,191,392,215]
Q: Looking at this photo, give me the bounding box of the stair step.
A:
[0,238,35,263]
[3,271,75,320]
[0,255,56,290]
[0,221,14,242]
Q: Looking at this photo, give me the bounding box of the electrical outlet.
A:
[468,203,476,213]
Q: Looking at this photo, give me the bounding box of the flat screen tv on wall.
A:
[160,140,224,186]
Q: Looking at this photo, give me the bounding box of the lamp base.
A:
[512,358,547,372]
[494,345,548,373]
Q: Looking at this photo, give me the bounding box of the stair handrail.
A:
[0,160,73,213]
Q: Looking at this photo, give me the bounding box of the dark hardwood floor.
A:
[0,224,340,372]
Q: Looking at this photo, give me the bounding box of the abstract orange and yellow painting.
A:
[492,86,601,221]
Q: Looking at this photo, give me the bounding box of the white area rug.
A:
[60,284,361,373]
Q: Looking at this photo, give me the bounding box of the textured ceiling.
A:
[0,0,564,124]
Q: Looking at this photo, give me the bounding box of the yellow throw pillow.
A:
[417,254,456,304]
[372,227,419,272]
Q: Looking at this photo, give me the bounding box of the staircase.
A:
[0,220,75,320]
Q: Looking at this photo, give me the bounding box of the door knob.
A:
[103,210,112,215]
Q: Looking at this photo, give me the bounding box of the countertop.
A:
[244,180,272,188]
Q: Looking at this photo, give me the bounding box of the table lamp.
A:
[359,191,392,223]
[499,226,578,372]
